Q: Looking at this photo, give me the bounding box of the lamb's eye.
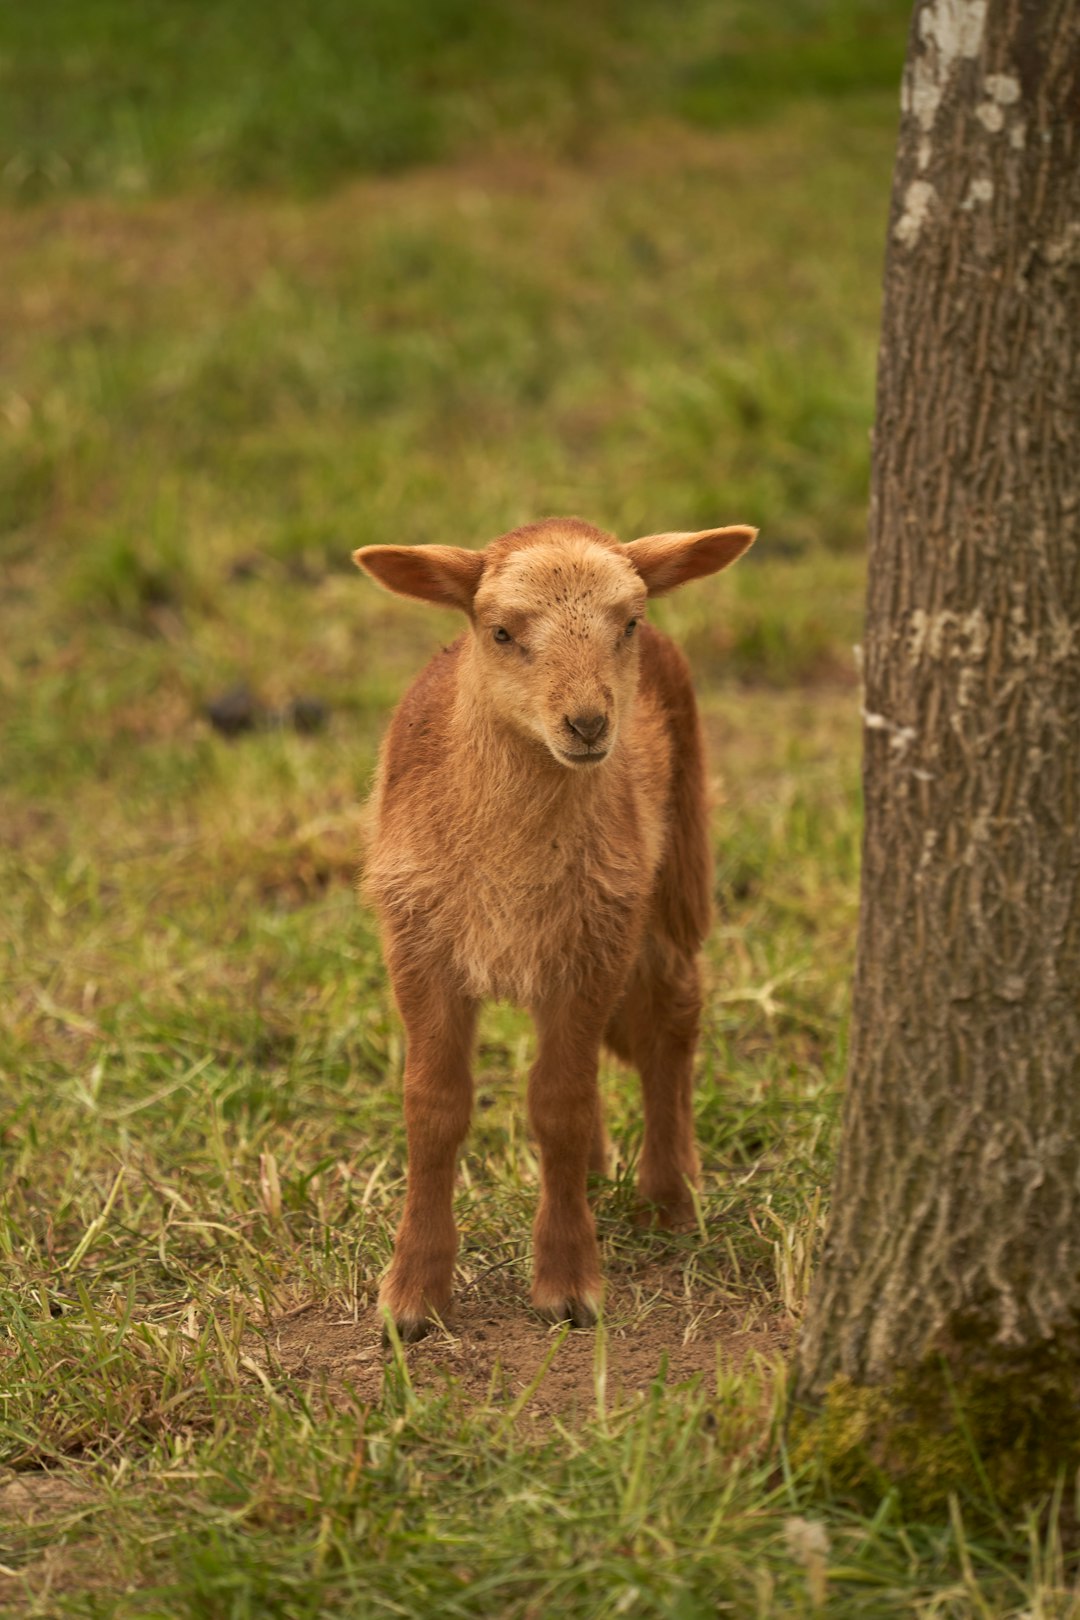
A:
[625,618,638,637]
[493,626,512,644]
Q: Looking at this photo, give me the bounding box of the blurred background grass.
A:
[0,7,937,1609]
[2,0,907,788]
[0,0,906,1256]
[7,0,908,194]
[1,0,899,1287]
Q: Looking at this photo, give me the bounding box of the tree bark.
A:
[793,0,1080,1501]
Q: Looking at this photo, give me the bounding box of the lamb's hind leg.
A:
[606,943,702,1226]
[380,963,478,1342]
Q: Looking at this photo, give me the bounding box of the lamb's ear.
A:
[623,525,757,597]
[352,544,484,612]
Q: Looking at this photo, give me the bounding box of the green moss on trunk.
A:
[791,1341,1080,1517]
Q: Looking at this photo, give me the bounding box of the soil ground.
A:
[260,1265,793,1415]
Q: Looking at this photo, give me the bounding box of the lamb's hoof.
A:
[635,1189,697,1232]
[532,1291,600,1330]
[378,1278,452,1347]
[381,1311,433,1348]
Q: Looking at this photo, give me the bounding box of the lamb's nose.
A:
[566,712,608,744]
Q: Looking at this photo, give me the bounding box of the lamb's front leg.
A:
[380,971,478,1342]
[528,996,606,1327]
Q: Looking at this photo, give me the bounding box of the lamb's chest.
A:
[444,821,644,1003]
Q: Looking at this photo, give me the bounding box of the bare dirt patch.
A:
[260,1265,793,1418]
[0,1472,92,1525]
[0,1473,106,1604]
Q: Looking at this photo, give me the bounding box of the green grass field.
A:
[2,2,1078,1614]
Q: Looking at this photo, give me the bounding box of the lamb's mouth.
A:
[558,748,609,766]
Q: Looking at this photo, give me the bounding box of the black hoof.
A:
[381,1313,433,1348]
[534,1295,599,1330]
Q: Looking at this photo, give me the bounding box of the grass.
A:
[4,0,912,197]
[2,2,1080,1615]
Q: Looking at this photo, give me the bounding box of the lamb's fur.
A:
[353,516,756,1337]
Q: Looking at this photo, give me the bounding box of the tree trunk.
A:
[793,0,1080,1506]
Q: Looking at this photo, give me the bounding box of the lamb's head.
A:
[353,517,756,769]
[468,528,647,766]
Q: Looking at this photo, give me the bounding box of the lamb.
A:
[353,516,756,1340]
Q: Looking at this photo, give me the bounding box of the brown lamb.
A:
[353,515,756,1339]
